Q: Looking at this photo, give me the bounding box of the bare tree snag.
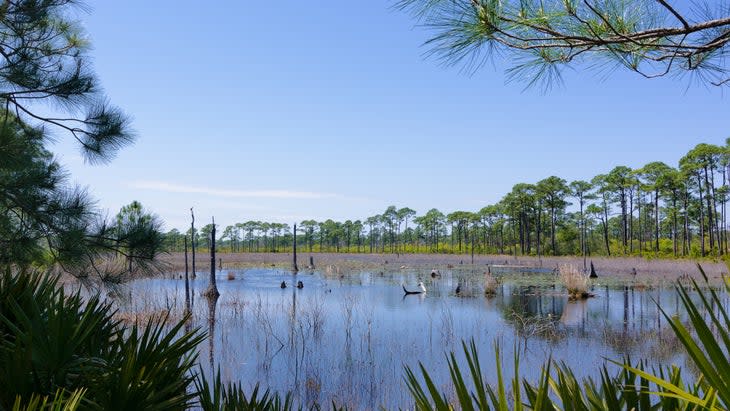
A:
[205,217,220,298]
[292,223,299,272]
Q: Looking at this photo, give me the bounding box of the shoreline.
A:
[159,252,729,282]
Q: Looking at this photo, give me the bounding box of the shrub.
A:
[0,268,205,411]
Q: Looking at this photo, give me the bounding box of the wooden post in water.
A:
[309,255,314,269]
[292,223,299,272]
[206,217,220,298]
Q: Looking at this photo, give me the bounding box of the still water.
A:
[119,268,711,409]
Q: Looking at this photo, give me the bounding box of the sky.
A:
[48,0,729,232]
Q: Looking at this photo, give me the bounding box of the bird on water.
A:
[403,281,427,295]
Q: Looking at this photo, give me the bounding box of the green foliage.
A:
[623,265,730,409]
[396,0,730,88]
[0,0,163,279]
[0,269,205,411]
[12,389,86,411]
[0,0,134,164]
[195,368,348,411]
[0,120,165,275]
[196,368,295,411]
[112,201,166,276]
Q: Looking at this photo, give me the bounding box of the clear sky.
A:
[50,1,729,232]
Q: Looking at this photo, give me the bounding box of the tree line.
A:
[163,141,730,259]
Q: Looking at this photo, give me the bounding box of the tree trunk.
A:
[704,166,714,254]
[672,193,678,257]
[184,236,190,315]
[629,190,634,254]
[206,217,220,298]
[191,208,197,279]
[710,167,721,255]
[621,189,628,252]
[602,195,611,256]
[292,223,298,272]
[551,206,557,255]
[536,204,542,259]
[637,189,642,255]
[580,199,586,271]
[683,187,689,256]
[655,189,660,254]
[698,174,705,256]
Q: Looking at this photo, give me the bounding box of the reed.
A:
[558,264,590,299]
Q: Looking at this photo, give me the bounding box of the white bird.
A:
[403,281,427,295]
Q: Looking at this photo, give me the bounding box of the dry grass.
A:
[113,308,182,325]
[559,264,591,299]
[484,272,498,297]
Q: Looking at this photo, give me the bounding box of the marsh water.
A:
[116,267,718,409]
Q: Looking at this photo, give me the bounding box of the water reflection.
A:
[116,268,719,410]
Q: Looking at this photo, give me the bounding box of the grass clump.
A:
[558,264,591,299]
[484,271,498,297]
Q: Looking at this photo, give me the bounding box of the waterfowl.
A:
[280,281,287,288]
[403,281,427,295]
[296,281,304,289]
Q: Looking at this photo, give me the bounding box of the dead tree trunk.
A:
[292,223,299,272]
[205,217,220,298]
[184,236,190,315]
[190,208,197,279]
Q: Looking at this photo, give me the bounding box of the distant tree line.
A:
[164,141,730,259]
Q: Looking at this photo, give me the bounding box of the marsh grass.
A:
[558,264,591,299]
[113,307,182,325]
[484,272,498,297]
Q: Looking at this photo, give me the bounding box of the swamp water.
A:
[116,267,716,409]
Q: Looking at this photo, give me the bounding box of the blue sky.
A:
[50,1,729,231]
